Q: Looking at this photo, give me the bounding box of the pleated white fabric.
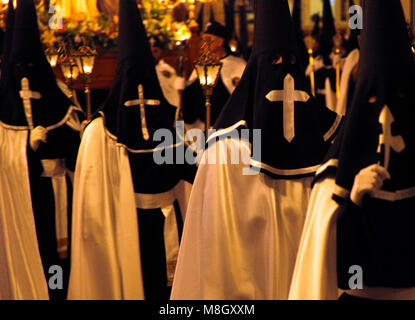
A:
[171,138,312,300]
[0,125,49,300]
[335,49,360,116]
[288,176,341,300]
[68,117,145,300]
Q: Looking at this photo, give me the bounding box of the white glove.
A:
[30,126,47,151]
[350,164,391,206]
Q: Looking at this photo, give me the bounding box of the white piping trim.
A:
[206,120,248,144]
[0,106,79,132]
[315,159,339,177]
[250,158,321,176]
[98,111,184,154]
[372,187,415,202]
[333,184,351,198]
[324,114,342,142]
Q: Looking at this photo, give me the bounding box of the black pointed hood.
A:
[335,0,415,290]
[0,29,4,59]
[292,0,308,72]
[213,0,341,179]
[0,1,15,87]
[251,0,297,58]
[100,0,176,151]
[343,0,360,55]
[317,0,336,62]
[0,0,73,128]
[311,14,321,39]
[325,0,415,197]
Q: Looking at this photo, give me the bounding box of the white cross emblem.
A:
[266,74,310,142]
[378,105,405,170]
[124,84,160,141]
[19,77,41,129]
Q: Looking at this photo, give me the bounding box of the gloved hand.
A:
[30,126,47,151]
[350,164,391,206]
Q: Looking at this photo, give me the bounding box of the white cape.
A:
[68,117,145,300]
[171,138,312,300]
[0,125,49,300]
[288,176,341,300]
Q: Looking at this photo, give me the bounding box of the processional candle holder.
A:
[333,33,343,100]
[57,42,80,105]
[174,25,192,122]
[73,43,97,120]
[45,47,59,68]
[194,38,222,140]
[304,35,317,97]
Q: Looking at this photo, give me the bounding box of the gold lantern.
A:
[73,44,97,120]
[194,38,222,140]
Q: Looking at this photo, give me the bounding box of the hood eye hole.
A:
[368,96,377,103]
[272,56,283,65]
[290,55,297,64]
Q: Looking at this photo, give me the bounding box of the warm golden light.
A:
[61,63,80,81]
[75,55,96,75]
[47,55,59,68]
[45,47,60,68]
[229,39,238,53]
[194,38,223,139]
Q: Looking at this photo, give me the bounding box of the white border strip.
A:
[206,120,248,144]
[315,158,339,177]
[324,114,342,142]
[372,187,415,202]
[99,111,183,154]
[250,158,321,176]
[0,105,79,131]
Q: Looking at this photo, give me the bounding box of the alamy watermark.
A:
[348,265,364,290]
[153,121,262,176]
[349,5,363,30]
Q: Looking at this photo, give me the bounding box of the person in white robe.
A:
[171,0,341,300]
[0,0,82,300]
[68,0,196,300]
[289,0,415,300]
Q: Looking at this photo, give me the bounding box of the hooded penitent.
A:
[100,0,195,192]
[317,0,336,65]
[331,0,415,289]
[96,0,195,300]
[343,0,360,56]
[0,0,76,128]
[0,28,4,61]
[0,0,82,300]
[0,0,14,83]
[213,0,341,179]
[292,0,308,73]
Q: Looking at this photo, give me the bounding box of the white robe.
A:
[288,175,415,300]
[335,49,360,116]
[288,176,341,300]
[0,126,48,300]
[171,138,313,300]
[68,117,192,300]
[68,117,145,300]
[0,106,81,300]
